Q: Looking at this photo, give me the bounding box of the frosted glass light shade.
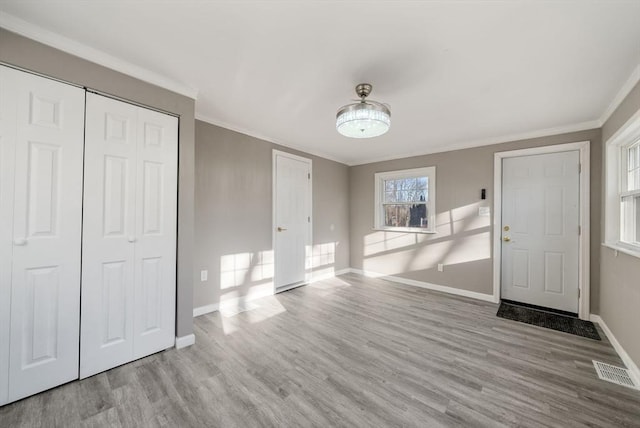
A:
[336,102,391,138]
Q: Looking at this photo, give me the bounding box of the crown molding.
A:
[348,119,601,166]
[599,63,640,126]
[0,12,198,99]
[194,113,348,166]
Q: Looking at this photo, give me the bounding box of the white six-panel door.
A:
[0,65,85,404]
[501,150,580,313]
[273,150,312,291]
[80,95,137,377]
[132,105,178,359]
[81,93,177,378]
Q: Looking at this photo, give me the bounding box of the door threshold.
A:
[501,299,578,318]
[275,282,307,294]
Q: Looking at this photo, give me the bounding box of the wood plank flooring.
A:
[1,273,639,427]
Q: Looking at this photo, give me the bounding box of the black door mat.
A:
[497,301,601,340]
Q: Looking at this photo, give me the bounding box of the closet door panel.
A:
[0,66,18,406]
[4,67,84,402]
[133,108,177,358]
[81,94,177,378]
[80,94,137,378]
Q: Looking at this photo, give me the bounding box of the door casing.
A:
[493,141,590,319]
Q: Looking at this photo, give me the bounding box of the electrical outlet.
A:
[437,264,444,272]
[200,270,208,281]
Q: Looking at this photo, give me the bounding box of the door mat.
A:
[497,302,601,340]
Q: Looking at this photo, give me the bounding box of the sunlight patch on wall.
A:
[434,201,491,237]
[363,240,452,273]
[312,242,336,267]
[363,230,491,275]
[305,241,339,279]
[364,202,491,257]
[364,232,422,256]
[220,250,274,290]
[408,231,491,271]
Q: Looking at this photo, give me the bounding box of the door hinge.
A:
[578,225,581,235]
[308,216,310,223]
[578,288,581,298]
[578,163,581,173]
[308,173,311,179]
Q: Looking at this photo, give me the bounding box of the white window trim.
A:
[374,166,436,234]
[604,109,640,259]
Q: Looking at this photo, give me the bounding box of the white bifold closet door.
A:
[80,93,177,379]
[0,65,85,405]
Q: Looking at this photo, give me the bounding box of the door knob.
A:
[503,236,511,242]
[277,227,287,232]
[128,236,137,243]
[13,238,27,246]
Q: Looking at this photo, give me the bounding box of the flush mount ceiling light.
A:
[336,83,391,139]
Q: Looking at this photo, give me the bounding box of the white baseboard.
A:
[589,314,640,385]
[350,268,496,303]
[193,302,219,317]
[175,334,195,349]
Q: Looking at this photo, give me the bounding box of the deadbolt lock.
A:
[503,225,510,231]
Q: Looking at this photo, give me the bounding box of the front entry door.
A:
[501,150,580,313]
[273,150,311,292]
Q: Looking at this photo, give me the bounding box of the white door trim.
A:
[493,141,590,319]
[272,149,313,293]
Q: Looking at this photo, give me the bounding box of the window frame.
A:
[604,110,640,258]
[620,139,640,246]
[374,166,436,234]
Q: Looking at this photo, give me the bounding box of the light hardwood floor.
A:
[2,273,639,427]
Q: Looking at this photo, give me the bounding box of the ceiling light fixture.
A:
[336,83,391,138]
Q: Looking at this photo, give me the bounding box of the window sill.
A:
[373,227,437,235]
[601,242,640,259]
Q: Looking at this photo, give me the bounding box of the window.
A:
[374,166,436,233]
[605,111,640,256]
[621,139,640,246]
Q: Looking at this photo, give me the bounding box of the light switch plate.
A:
[478,206,490,217]
[200,270,208,281]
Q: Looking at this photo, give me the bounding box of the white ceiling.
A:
[1,1,639,165]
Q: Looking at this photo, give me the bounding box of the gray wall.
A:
[194,120,350,309]
[601,80,640,367]
[0,29,196,338]
[350,129,602,311]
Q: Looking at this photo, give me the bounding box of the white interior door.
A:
[501,150,580,313]
[81,94,137,377]
[81,93,177,378]
[0,66,85,404]
[132,105,177,359]
[273,150,311,291]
